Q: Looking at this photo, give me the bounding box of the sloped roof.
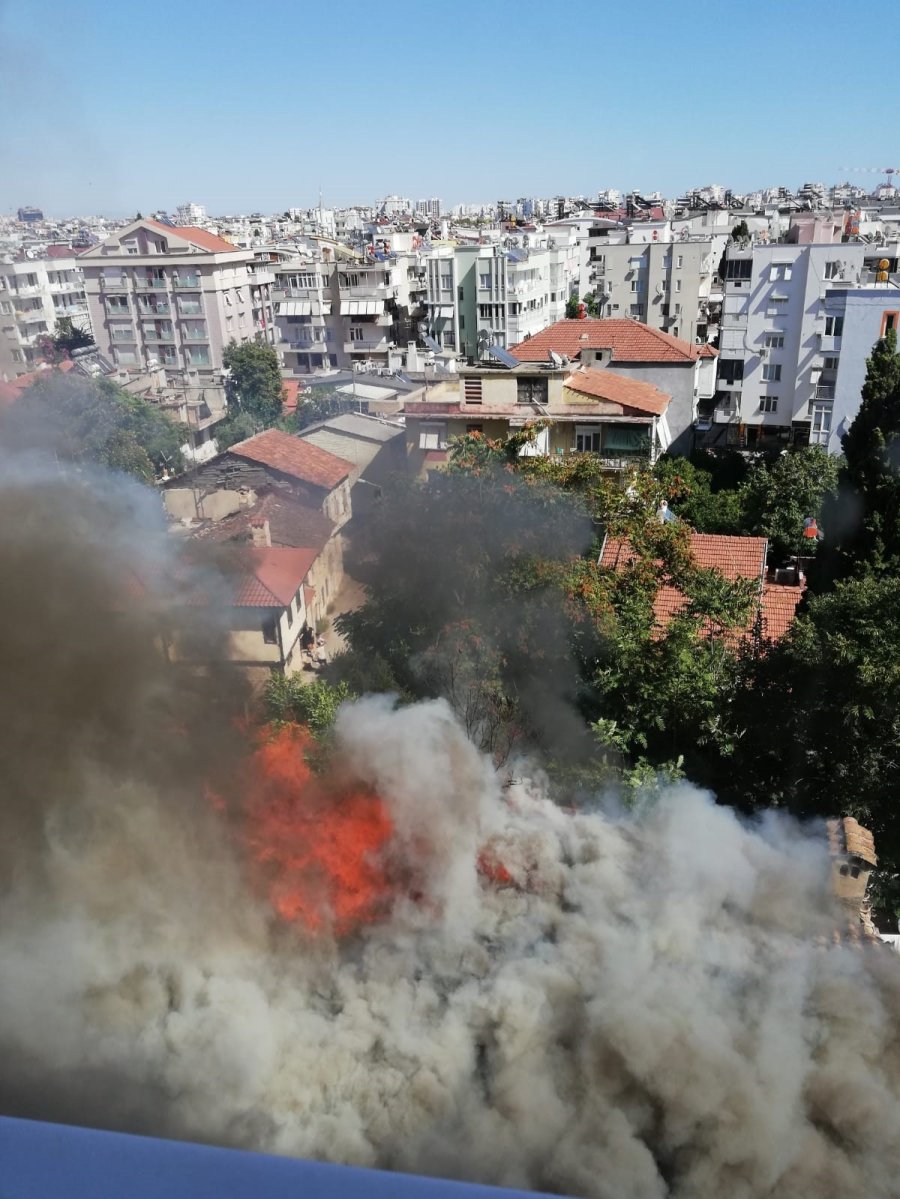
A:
[511,319,711,364]
[600,531,779,641]
[563,368,670,415]
[227,429,352,491]
[0,359,77,405]
[759,582,804,642]
[147,219,237,254]
[192,489,335,553]
[828,816,878,867]
[230,547,318,607]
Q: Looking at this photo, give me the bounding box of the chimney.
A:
[250,518,271,548]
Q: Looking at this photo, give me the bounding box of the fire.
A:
[243,724,395,936]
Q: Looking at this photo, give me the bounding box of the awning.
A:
[429,305,454,319]
[280,300,311,316]
[342,300,382,316]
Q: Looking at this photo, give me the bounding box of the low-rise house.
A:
[175,429,353,529]
[509,317,717,453]
[402,360,672,477]
[599,531,804,644]
[297,412,406,518]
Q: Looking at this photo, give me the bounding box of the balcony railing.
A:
[135,277,167,290]
[110,328,136,342]
[814,384,836,400]
[172,276,201,289]
[142,330,175,342]
[344,338,388,353]
[182,327,208,341]
[100,277,128,291]
[138,301,171,316]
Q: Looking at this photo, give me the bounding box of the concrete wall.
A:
[605,361,695,454]
[829,289,900,451]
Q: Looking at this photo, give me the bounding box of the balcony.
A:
[817,333,842,353]
[172,276,201,289]
[53,303,89,318]
[137,298,170,315]
[99,277,128,292]
[177,301,203,316]
[375,312,392,326]
[814,384,836,401]
[142,329,175,343]
[339,284,389,300]
[182,327,208,341]
[184,350,211,367]
[110,328,136,343]
[344,338,389,354]
[135,277,167,291]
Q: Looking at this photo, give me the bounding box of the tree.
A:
[564,294,581,319]
[731,219,750,242]
[583,291,602,318]
[0,373,187,482]
[726,573,900,920]
[222,340,284,425]
[739,446,840,561]
[817,330,900,584]
[214,410,262,451]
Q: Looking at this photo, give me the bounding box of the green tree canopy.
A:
[0,372,187,481]
[222,339,284,425]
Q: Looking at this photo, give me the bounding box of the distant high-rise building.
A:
[175,202,207,226]
[17,206,43,223]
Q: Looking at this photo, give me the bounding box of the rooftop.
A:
[226,429,352,491]
[563,368,670,416]
[230,546,319,608]
[146,220,239,255]
[191,489,335,553]
[511,319,715,365]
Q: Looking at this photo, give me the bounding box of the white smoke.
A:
[3,692,900,1199]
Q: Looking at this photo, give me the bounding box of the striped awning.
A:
[280,300,311,316]
[342,300,382,315]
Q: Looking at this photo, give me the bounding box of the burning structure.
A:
[1,455,900,1199]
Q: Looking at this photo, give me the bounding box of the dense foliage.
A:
[222,339,285,425]
[0,372,187,481]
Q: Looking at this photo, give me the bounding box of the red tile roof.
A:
[759,582,804,642]
[227,429,352,491]
[0,360,77,405]
[563,368,670,415]
[697,343,718,358]
[45,244,76,258]
[599,532,798,642]
[282,379,304,415]
[191,489,335,552]
[147,219,238,254]
[230,547,318,607]
[511,319,713,364]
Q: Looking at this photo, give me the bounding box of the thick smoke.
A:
[2,457,900,1198]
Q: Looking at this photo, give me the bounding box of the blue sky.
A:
[0,0,892,217]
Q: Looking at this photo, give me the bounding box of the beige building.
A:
[402,361,672,477]
[78,218,276,385]
[0,249,92,380]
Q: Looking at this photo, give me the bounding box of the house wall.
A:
[603,360,695,454]
[828,289,900,451]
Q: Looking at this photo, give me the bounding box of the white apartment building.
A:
[274,241,427,374]
[708,239,900,450]
[581,211,732,348]
[79,219,276,385]
[423,236,579,359]
[175,202,207,226]
[0,251,93,380]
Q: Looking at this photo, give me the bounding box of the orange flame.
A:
[243,724,395,936]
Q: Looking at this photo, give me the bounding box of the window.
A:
[466,423,483,434]
[463,377,483,403]
[725,258,752,281]
[762,363,782,382]
[675,279,682,293]
[629,304,645,318]
[106,295,129,312]
[0,301,10,314]
[767,297,788,315]
[770,263,793,282]
[824,315,844,337]
[262,618,278,645]
[478,272,491,290]
[349,326,364,342]
[881,310,899,336]
[576,426,602,453]
[676,255,683,269]
[810,401,832,445]
[764,333,785,349]
[822,355,839,372]
[719,358,744,384]
[478,304,491,320]
[114,347,138,365]
[628,257,643,269]
[824,261,842,280]
[419,423,446,450]
[440,273,453,291]
[235,288,245,303]
[760,396,778,413]
[517,376,548,405]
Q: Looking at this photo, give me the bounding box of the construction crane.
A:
[839,166,900,189]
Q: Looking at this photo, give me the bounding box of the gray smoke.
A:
[1,458,900,1199]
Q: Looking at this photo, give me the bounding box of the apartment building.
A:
[423,238,579,358]
[274,246,426,374]
[581,211,731,347]
[78,219,276,384]
[709,240,900,450]
[0,249,92,380]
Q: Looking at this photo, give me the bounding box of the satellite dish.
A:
[548,349,564,367]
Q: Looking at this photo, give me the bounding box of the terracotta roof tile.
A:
[511,319,707,364]
[191,489,335,553]
[230,547,318,607]
[759,582,804,642]
[563,368,670,415]
[227,429,352,491]
[147,219,238,254]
